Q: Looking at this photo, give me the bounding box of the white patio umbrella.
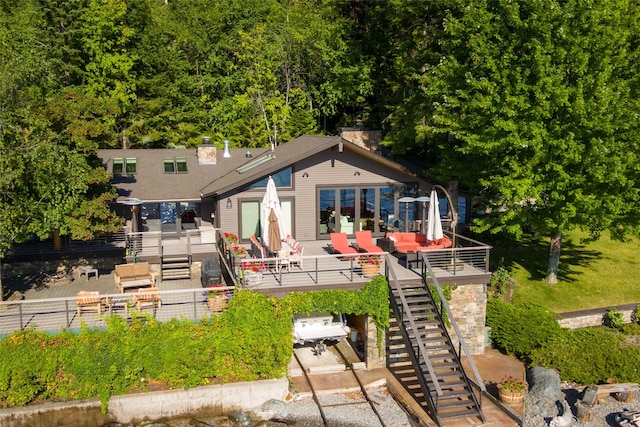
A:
[262,176,286,250]
[426,189,444,241]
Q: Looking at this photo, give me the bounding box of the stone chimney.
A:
[197,136,217,165]
[340,126,383,152]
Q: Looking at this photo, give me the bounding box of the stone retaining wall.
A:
[557,304,637,329]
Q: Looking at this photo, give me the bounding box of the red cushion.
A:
[400,233,415,242]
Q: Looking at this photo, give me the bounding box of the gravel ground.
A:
[161,388,417,427]
[523,386,640,427]
[283,388,418,427]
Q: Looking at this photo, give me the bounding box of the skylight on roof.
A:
[235,154,275,174]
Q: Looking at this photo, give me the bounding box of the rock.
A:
[262,399,287,417]
[228,410,253,426]
[549,399,574,427]
[526,366,562,417]
[7,291,23,301]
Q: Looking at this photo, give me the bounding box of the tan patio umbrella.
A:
[268,208,282,252]
[262,176,286,248]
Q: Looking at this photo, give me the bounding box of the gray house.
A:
[99,134,466,242]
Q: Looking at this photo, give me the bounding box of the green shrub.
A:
[486,300,562,361]
[529,327,640,385]
[0,278,389,410]
[605,307,625,330]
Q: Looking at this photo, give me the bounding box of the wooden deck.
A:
[0,233,491,336]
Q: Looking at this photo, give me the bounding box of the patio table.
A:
[118,278,154,293]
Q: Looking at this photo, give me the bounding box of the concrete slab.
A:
[293,345,346,374]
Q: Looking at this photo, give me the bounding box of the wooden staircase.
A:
[161,256,191,280]
[387,279,484,426]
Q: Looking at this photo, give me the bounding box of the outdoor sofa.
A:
[384,232,452,254]
[113,262,155,293]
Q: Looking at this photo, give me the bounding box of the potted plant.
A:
[243,260,266,286]
[233,245,247,258]
[220,232,239,253]
[359,254,381,277]
[205,284,228,312]
[223,232,239,244]
[497,375,526,405]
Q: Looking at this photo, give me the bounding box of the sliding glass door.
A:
[318,185,413,238]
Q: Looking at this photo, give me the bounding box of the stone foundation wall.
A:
[448,283,487,355]
[365,315,386,369]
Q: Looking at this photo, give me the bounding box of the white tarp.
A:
[262,176,286,248]
[427,189,444,241]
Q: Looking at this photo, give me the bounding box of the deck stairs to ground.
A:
[386,260,484,426]
[160,256,191,280]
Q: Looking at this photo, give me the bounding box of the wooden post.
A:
[576,401,594,422]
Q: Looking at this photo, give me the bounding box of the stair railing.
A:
[420,251,487,402]
[386,255,443,401]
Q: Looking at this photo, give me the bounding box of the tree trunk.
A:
[0,258,3,301]
[53,229,62,251]
[545,231,563,284]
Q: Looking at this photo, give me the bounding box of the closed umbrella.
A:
[426,189,444,241]
[262,176,286,249]
[268,208,282,252]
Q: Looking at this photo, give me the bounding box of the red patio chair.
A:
[330,232,358,256]
[355,231,383,253]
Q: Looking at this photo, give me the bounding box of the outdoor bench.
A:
[114,262,155,293]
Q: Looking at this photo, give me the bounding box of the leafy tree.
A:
[0,1,123,299]
[382,0,640,282]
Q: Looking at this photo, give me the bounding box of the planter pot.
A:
[207,297,227,312]
[361,264,380,277]
[498,388,525,405]
[245,272,263,286]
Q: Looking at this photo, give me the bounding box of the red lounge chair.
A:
[355,231,383,253]
[330,232,358,255]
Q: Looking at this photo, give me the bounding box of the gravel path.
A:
[523,386,640,427]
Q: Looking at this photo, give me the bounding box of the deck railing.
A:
[124,229,217,262]
[0,287,235,336]
[420,232,492,275]
[216,230,389,287]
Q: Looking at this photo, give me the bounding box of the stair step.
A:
[438,408,481,420]
[163,262,190,269]
[438,390,473,401]
[389,282,483,425]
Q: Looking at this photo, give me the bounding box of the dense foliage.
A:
[529,328,640,385]
[486,299,562,361]
[488,299,640,385]
[3,0,640,277]
[0,278,388,411]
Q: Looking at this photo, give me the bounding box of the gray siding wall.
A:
[219,147,431,241]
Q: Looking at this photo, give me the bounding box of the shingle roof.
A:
[199,135,342,197]
[98,135,428,202]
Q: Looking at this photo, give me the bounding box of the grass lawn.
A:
[489,229,640,313]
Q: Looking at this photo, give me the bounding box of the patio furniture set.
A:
[76,262,161,316]
[329,230,384,256]
[246,234,304,274]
